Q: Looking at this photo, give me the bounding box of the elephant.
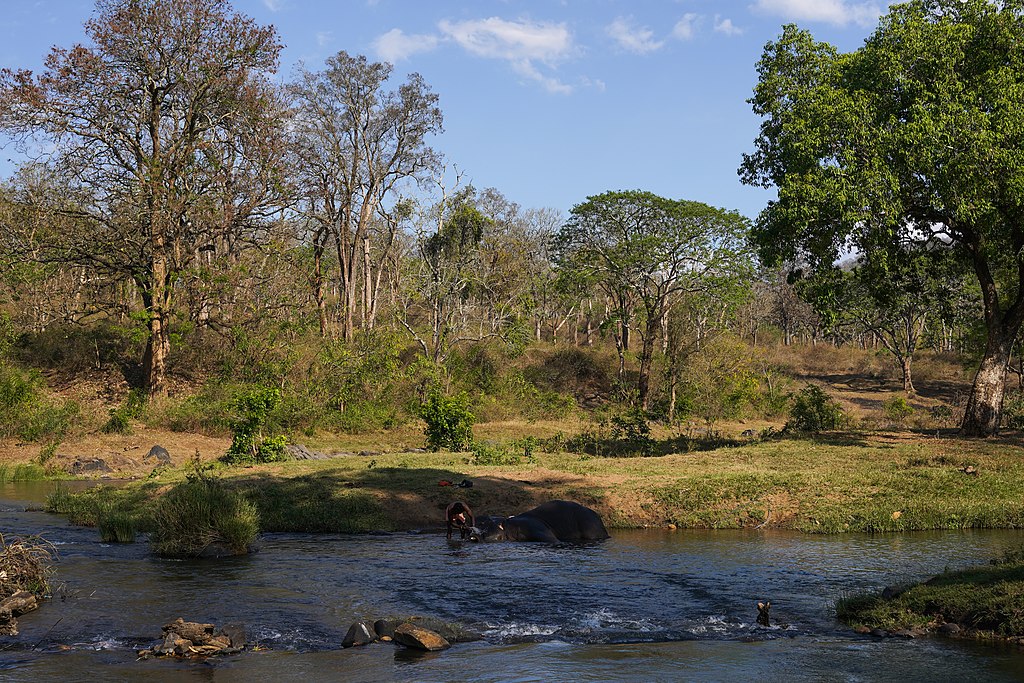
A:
[469,500,609,543]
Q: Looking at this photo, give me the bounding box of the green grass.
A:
[38,430,1024,538]
[149,473,260,557]
[837,556,1024,637]
[0,462,51,483]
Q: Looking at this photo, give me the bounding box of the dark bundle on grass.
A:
[0,533,55,598]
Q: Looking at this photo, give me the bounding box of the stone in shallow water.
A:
[342,621,376,648]
[393,623,450,651]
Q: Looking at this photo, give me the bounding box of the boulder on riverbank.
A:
[137,618,247,659]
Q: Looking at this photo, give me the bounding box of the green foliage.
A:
[149,469,260,557]
[787,384,845,432]
[0,463,49,483]
[97,503,137,543]
[0,362,78,443]
[222,387,289,465]
[420,390,475,451]
[101,388,147,435]
[472,440,533,466]
[610,408,654,456]
[1001,392,1024,430]
[882,396,915,424]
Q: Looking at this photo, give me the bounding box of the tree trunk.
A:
[899,355,914,394]
[637,323,657,411]
[961,336,1014,436]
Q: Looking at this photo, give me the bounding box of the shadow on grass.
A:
[228,466,584,533]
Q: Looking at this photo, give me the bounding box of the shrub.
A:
[101,389,148,435]
[472,441,530,466]
[0,362,79,443]
[222,387,289,465]
[420,390,475,451]
[611,408,655,456]
[1002,392,1024,430]
[882,396,915,425]
[787,384,845,432]
[149,471,259,557]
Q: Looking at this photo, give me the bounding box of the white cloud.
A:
[672,13,699,41]
[372,28,439,62]
[606,16,664,54]
[438,17,572,63]
[263,0,285,11]
[316,31,332,48]
[438,17,574,94]
[750,0,885,27]
[714,16,743,36]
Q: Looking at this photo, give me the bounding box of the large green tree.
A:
[0,0,285,395]
[741,0,1024,436]
[554,190,751,410]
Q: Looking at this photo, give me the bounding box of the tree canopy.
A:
[740,0,1024,435]
[554,190,751,410]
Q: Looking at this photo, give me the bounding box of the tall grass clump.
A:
[149,470,259,557]
[0,463,49,483]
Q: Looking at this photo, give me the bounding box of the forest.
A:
[0,0,1022,459]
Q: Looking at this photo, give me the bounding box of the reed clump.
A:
[149,470,259,557]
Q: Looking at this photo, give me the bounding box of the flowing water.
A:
[2,481,1024,682]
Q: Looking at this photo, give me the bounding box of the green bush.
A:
[1002,392,1024,429]
[149,471,259,557]
[472,441,529,466]
[0,363,79,443]
[882,396,915,424]
[222,387,289,465]
[787,384,845,432]
[421,390,475,451]
[611,408,655,456]
[101,389,148,435]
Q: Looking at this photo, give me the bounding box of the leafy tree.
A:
[801,248,966,393]
[741,1,1024,435]
[0,0,286,396]
[554,190,751,410]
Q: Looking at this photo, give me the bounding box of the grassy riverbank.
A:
[28,427,1024,535]
[837,552,1024,641]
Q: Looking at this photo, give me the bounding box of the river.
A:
[2,481,1023,682]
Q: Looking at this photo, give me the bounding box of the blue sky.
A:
[0,0,895,221]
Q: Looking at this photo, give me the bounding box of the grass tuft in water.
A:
[149,471,259,557]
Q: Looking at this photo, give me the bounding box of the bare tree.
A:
[288,51,443,341]
[0,0,286,395]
